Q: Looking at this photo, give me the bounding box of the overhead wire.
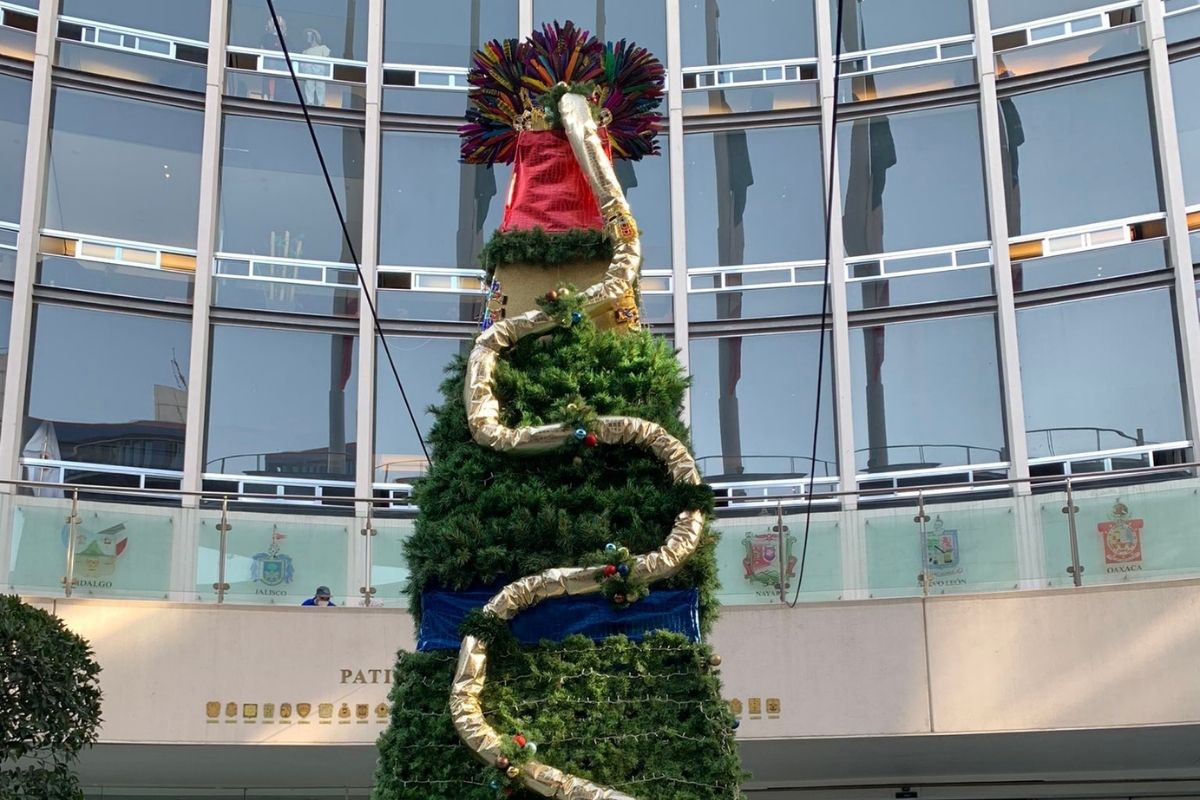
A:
[789,0,848,608]
[263,0,430,465]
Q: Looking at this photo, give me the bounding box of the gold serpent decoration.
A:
[449,92,706,800]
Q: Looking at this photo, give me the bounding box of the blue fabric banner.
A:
[417,588,701,651]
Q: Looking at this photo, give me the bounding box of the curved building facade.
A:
[5,0,1200,798]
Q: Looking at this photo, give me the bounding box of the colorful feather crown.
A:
[460,20,665,165]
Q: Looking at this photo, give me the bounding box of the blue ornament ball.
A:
[574,428,587,440]
[617,563,629,577]
[605,543,618,553]
[571,310,584,323]
[490,779,500,789]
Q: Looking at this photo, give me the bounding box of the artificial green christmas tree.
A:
[373,22,744,800]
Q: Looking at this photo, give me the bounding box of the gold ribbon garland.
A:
[451,91,706,800]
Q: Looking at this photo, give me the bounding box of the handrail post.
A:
[914,489,931,596]
[775,500,787,603]
[360,503,377,606]
[213,496,231,602]
[62,489,80,598]
[1062,477,1083,587]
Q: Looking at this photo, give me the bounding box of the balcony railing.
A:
[5,456,1200,608]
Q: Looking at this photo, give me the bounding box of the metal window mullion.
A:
[817,0,865,601]
[0,0,60,503]
[665,0,690,421]
[356,0,385,519]
[180,0,228,510]
[1145,0,1200,458]
[974,0,1045,590]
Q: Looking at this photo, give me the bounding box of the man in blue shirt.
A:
[301,586,335,607]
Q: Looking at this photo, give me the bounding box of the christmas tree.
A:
[373,22,744,800]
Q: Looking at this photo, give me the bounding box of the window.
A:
[206,325,358,481]
[227,0,366,61]
[832,0,973,51]
[534,0,666,59]
[839,103,988,257]
[61,0,211,40]
[378,132,508,270]
[1018,290,1187,459]
[849,315,1006,474]
[689,332,836,484]
[374,336,470,483]
[998,72,1161,237]
[1172,56,1200,207]
[685,126,825,268]
[618,142,672,268]
[991,0,1117,29]
[24,305,191,472]
[384,0,517,66]
[44,89,203,248]
[681,0,815,65]
[0,74,30,226]
[218,115,364,265]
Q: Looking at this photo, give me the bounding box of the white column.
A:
[664,0,690,421]
[972,0,1031,494]
[816,0,865,597]
[351,0,387,605]
[814,0,857,505]
[180,0,230,505]
[1145,0,1200,453]
[355,0,385,513]
[520,0,533,36]
[0,0,60,491]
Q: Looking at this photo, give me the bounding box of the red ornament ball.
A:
[513,734,527,748]
[546,290,558,301]
[583,432,598,448]
[603,564,617,577]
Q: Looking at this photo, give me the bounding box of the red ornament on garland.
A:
[583,432,598,448]
[514,734,527,748]
[603,564,617,577]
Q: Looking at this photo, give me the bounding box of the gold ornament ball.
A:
[709,654,723,667]
[573,456,584,467]
[559,287,570,297]
[506,766,521,779]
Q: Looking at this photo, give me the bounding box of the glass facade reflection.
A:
[24,305,191,473]
[0,0,1192,511]
[44,89,203,248]
[206,325,358,482]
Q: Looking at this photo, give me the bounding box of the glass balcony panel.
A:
[1011,237,1170,292]
[196,509,350,605]
[688,284,827,322]
[8,497,177,600]
[1041,478,1200,589]
[712,510,842,605]
[212,274,359,316]
[641,293,673,324]
[370,516,413,608]
[682,82,819,115]
[994,24,1145,79]
[838,59,976,103]
[377,287,484,324]
[55,40,205,92]
[223,69,367,110]
[861,495,924,598]
[1167,7,1200,43]
[37,254,194,302]
[846,266,994,310]
[381,86,468,116]
[0,21,35,62]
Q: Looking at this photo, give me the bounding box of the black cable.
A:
[789,1,847,608]
[263,0,430,466]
